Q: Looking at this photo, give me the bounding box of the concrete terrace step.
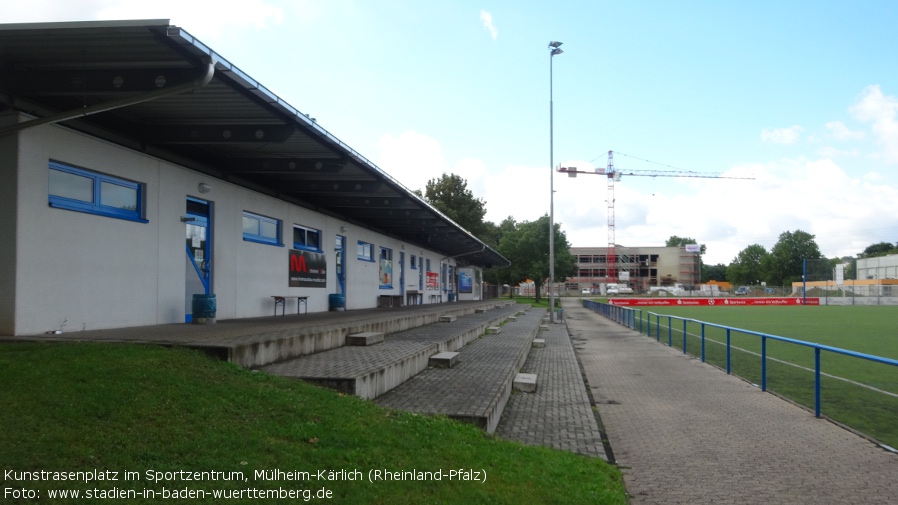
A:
[207,300,516,368]
[261,304,523,400]
[373,309,544,433]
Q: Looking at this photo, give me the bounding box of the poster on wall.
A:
[289,249,327,288]
[459,269,473,293]
[426,271,439,289]
[379,259,393,287]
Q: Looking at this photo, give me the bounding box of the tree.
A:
[665,235,706,255]
[727,244,768,285]
[417,173,489,240]
[496,215,576,302]
[701,263,728,282]
[764,230,822,285]
[858,242,898,258]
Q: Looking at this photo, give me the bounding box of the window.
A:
[426,258,431,272]
[379,247,393,288]
[293,224,321,251]
[357,241,374,261]
[410,255,417,269]
[48,161,146,222]
[242,211,282,246]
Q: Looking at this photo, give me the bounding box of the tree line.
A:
[418,173,896,292]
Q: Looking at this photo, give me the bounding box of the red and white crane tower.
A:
[558,150,753,284]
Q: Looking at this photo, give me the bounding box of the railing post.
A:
[761,336,767,391]
[701,323,706,362]
[726,328,731,374]
[815,347,821,418]
[667,316,672,347]
[682,319,688,354]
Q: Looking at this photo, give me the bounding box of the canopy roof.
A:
[0,20,509,268]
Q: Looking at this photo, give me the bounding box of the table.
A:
[271,295,308,316]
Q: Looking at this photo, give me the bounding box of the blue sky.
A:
[5,1,898,265]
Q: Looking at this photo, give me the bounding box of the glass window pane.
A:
[293,227,306,246]
[243,215,259,235]
[49,168,93,202]
[260,219,277,239]
[307,229,319,249]
[100,181,138,210]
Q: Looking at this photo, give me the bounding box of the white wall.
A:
[4,122,456,335]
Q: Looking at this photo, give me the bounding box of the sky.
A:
[4,1,898,265]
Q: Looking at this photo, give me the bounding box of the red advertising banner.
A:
[607,297,820,307]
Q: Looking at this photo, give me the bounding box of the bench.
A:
[378,295,403,308]
[513,373,538,393]
[405,290,422,305]
[271,295,308,316]
[429,351,459,368]
[346,331,384,346]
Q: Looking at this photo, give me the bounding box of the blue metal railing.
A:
[581,300,898,419]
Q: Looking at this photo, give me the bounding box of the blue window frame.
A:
[357,241,374,261]
[293,224,321,251]
[48,161,147,223]
[242,211,282,246]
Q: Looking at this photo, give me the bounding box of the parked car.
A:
[581,288,591,295]
[735,286,751,295]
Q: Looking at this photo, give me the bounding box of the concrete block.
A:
[475,308,487,313]
[429,351,459,368]
[507,316,517,322]
[539,325,549,332]
[486,326,501,334]
[439,315,457,323]
[532,338,546,348]
[346,331,384,346]
[514,373,537,393]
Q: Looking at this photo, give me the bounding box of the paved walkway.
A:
[564,298,898,504]
[494,311,606,458]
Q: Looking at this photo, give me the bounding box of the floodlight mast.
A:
[557,151,753,287]
[548,40,563,322]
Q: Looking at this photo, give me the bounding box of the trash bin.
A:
[328,293,346,311]
[192,293,217,324]
[448,293,456,302]
[556,308,564,321]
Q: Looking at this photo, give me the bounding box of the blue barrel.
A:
[448,293,456,302]
[328,293,346,311]
[192,293,217,323]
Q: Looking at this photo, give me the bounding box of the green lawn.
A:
[0,342,626,505]
[632,305,898,448]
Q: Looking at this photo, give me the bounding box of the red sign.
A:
[608,297,820,307]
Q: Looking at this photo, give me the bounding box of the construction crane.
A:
[557,150,753,285]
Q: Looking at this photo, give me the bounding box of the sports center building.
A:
[0,20,508,336]
[567,245,701,293]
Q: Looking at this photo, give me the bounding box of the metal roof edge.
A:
[0,19,171,31]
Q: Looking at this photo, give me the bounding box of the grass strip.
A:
[0,342,626,505]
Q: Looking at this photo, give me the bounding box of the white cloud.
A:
[480,10,498,40]
[761,125,804,145]
[850,85,898,164]
[824,121,865,141]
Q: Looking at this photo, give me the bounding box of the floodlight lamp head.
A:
[551,48,563,56]
[549,41,563,48]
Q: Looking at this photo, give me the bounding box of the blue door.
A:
[185,197,212,322]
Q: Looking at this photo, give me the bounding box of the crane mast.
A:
[558,151,753,290]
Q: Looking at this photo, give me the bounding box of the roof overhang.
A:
[0,20,509,268]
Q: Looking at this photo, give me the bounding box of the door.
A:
[185,197,212,322]
[399,251,405,302]
[335,235,346,295]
